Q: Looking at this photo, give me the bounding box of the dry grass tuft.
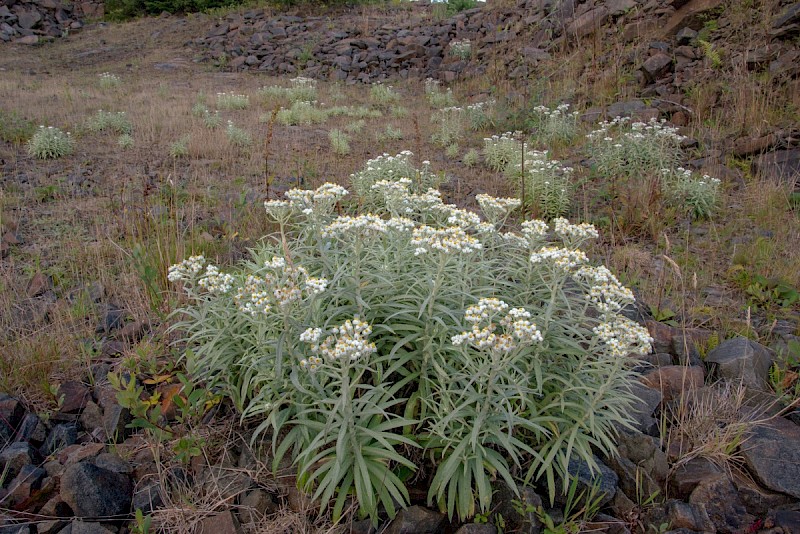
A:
[664,380,775,476]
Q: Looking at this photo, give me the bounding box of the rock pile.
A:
[0,0,102,44]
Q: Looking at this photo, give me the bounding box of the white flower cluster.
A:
[532,103,579,119]
[452,298,543,353]
[575,265,635,314]
[411,225,483,256]
[197,264,235,295]
[300,317,377,371]
[501,219,550,248]
[553,218,599,241]
[264,183,349,219]
[476,194,520,224]
[593,316,653,357]
[290,76,316,87]
[521,220,549,241]
[352,151,443,205]
[233,257,327,315]
[168,255,206,282]
[322,214,415,239]
[444,207,482,229]
[530,246,588,271]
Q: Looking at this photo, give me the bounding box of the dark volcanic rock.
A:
[383,506,445,534]
[741,418,800,499]
[705,337,773,389]
[60,462,133,517]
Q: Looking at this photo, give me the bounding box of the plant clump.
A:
[215,91,250,110]
[660,167,721,219]
[528,103,580,146]
[425,78,457,108]
[431,106,466,147]
[508,149,575,220]
[369,82,402,106]
[86,110,133,135]
[27,125,75,159]
[117,133,134,149]
[97,72,121,89]
[258,76,318,104]
[225,120,252,148]
[448,39,472,60]
[328,128,351,155]
[587,117,685,179]
[465,100,496,131]
[276,100,329,125]
[169,153,651,527]
[483,131,522,172]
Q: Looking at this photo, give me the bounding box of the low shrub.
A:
[216,91,250,110]
[507,149,574,219]
[587,117,685,179]
[276,100,329,125]
[97,72,121,89]
[117,134,134,149]
[369,83,402,106]
[86,110,133,135]
[328,128,351,155]
[660,167,721,219]
[425,78,457,108]
[483,131,521,172]
[169,153,650,526]
[431,106,466,147]
[225,120,252,148]
[258,77,318,104]
[27,126,74,159]
[528,103,580,146]
[448,39,472,60]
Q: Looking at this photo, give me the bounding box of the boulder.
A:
[60,462,133,517]
[665,500,716,532]
[0,394,25,446]
[558,455,618,508]
[668,457,723,499]
[197,512,243,534]
[70,522,116,534]
[705,337,773,389]
[625,381,663,435]
[641,53,673,83]
[5,464,47,506]
[641,365,704,401]
[753,149,800,187]
[0,442,39,481]
[57,381,91,414]
[455,525,498,534]
[492,481,541,534]
[566,7,609,38]
[41,423,77,456]
[741,418,800,499]
[689,474,754,533]
[383,506,445,534]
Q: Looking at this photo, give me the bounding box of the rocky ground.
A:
[1,0,800,532]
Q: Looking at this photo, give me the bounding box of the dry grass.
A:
[664,380,775,477]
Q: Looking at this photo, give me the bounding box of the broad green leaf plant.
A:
[168,152,652,525]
